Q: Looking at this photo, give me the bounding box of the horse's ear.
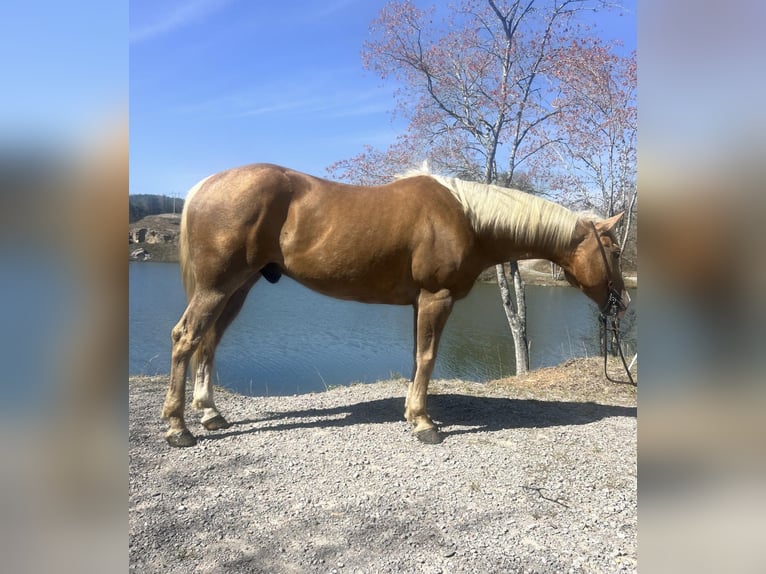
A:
[596,212,624,233]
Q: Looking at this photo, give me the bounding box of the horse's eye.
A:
[613,247,621,257]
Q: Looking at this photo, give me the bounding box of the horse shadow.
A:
[205,392,635,441]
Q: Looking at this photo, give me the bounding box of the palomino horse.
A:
[162,163,630,446]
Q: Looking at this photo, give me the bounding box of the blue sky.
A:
[130,0,635,197]
[1,1,127,144]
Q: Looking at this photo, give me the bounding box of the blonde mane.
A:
[401,169,583,252]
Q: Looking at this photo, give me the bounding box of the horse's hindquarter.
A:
[185,165,292,277]
[280,172,479,304]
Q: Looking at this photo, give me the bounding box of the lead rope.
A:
[590,222,636,386]
[600,313,636,386]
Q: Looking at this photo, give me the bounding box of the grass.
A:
[490,356,637,405]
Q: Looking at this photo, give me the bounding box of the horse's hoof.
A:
[165,429,197,447]
[202,415,231,431]
[415,427,443,444]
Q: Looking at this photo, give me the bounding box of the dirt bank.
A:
[129,357,636,573]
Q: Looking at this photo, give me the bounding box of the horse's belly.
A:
[285,271,417,306]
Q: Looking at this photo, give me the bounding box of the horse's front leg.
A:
[404,302,418,414]
[405,288,453,444]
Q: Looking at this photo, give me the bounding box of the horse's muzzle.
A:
[617,289,631,319]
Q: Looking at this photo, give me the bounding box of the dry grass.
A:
[489,356,637,406]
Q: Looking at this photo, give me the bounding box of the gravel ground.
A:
[129,358,636,573]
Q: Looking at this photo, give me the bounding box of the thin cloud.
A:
[327,100,392,119]
[175,82,393,121]
[130,0,234,43]
[238,89,390,120]
[238,98,324,118]
[311,0,361,19]
[172,91,318,118]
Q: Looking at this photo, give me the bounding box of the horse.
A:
[162,163,630,446]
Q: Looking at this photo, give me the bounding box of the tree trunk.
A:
[620,188,638,252]
[495,261,530,375]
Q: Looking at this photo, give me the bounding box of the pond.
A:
[129,262,636,396]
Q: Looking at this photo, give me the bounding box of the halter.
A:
[590,222,635,386]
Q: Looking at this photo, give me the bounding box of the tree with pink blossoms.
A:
[329,0,625,375]
[533,41,637,258]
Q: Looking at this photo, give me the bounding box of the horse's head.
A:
[563,212,631,318]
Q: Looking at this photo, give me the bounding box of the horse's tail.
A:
[179,182,199,303]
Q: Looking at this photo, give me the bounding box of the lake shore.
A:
[130,357,636,573]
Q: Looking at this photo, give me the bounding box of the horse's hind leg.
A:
[162,289,229,447]
[192,279,257,431]
[190,329,228,431]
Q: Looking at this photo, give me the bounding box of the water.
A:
[129,262,636,395]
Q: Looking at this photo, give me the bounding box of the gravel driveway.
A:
[130,361,636,573]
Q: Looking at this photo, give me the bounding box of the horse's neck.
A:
[430,175,579,267]
[478,205,579,266]
[481,233,562,265]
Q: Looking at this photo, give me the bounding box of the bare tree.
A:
[533,42,637,253]
[331,0,611,374]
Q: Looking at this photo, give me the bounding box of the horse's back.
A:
[182,163,481,303]
[277,170,480,302]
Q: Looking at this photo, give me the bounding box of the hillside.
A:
[129,194,184,223]
[129,213,181,261]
